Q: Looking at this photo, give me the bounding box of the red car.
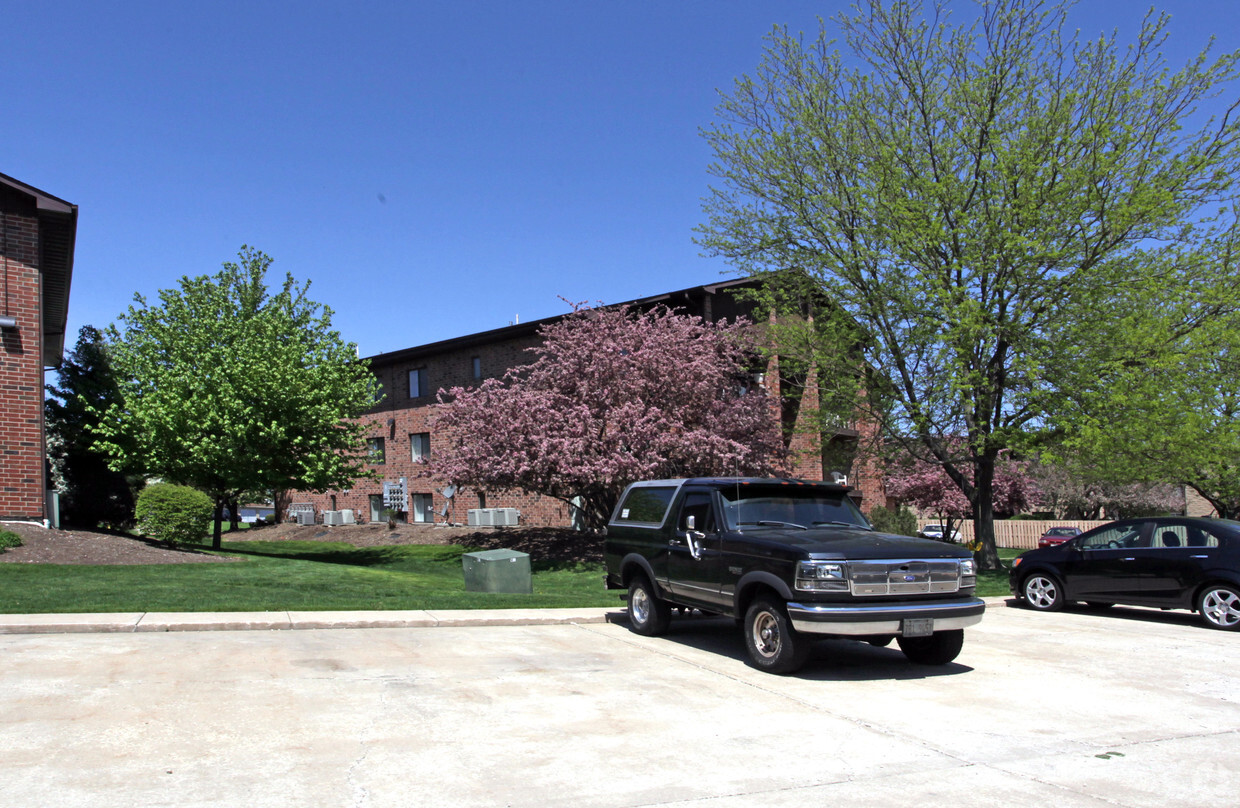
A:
[1037,526,1082,549]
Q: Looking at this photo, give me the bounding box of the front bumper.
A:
[786,597,985,635]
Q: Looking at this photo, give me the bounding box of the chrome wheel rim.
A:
[630,586,650,625]
[1202,589,1240,628]
[1025,576,1057,609]
[751,610,780,659]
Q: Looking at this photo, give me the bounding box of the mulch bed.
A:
[0,520,601,566]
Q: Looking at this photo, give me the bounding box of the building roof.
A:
[364,276,760,368]
[0,172,78,365]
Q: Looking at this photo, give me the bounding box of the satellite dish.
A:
[441,485,457,498]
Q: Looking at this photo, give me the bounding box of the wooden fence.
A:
[917,519,1110,550]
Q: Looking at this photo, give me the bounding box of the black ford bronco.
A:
[604,478,985,674]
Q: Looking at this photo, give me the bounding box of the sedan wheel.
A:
[1022,573,1064,612]
[1198,585,1240,631]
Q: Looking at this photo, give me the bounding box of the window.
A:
[1081,523,1147,550]
[615,485,678,526]
[477,491,487,509]
[369,494,384,523]
[409,368,424,398]
[367,437,386,465]
[471,356,482,379]
[411,493,433,523]
[410,432,431,462]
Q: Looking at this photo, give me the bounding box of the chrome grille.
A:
[848,560,963,596]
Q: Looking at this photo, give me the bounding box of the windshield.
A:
[718,484,870,531]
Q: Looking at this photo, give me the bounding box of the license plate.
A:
[903,618,933,637]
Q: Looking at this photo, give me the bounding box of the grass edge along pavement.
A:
[0,535,1018,615]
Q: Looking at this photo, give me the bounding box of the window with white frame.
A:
[411,493,433,523]
[410,432,431,462]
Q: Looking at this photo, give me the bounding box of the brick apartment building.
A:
[298,278,884,527]
[0,173,76,524]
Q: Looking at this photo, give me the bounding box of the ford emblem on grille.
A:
[903,574,917,582]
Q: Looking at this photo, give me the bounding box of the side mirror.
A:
[686,515,696,531]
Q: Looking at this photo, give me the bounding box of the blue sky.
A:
[6,0,1237,358]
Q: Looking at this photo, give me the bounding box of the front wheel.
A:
[1198,585,1240,631]
[627,575,671,636]
[1022,573,1064,611]
[743,596,809,675]
[897,629,964,665]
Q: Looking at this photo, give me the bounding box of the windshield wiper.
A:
[738,520,808,530]
[812,520,871,530]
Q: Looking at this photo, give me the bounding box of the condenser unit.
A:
[494,508,520,527]
[322,511,343,526]
[339,509,355,525]
[295,510,315,526]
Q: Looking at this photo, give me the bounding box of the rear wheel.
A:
[627,575,671,636]
[743,596,809,675]
[1022,573,1064,611]
[897,629,964,665]
[1198,585,1240,631]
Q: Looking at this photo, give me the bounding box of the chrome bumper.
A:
[787,597,985,635]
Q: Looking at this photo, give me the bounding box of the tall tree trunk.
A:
[212,499,224,550]
[971,453,1002,571]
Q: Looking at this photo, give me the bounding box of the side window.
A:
[1153,525,1190,548]
[1081,523,1146,550]
[1194,525,1224,548]
[679,492,717,533]
[615,486,677,526]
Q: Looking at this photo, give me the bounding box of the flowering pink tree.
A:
[885,453,1040,545]
[425,304,788,531]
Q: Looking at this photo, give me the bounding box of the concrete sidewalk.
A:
[0,606,626,634]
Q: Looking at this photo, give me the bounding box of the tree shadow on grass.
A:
[220,543,430,569]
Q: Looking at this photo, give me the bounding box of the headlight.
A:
[796,561,849,592]
[959,559,975,576]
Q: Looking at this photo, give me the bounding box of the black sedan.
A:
[1009,517,1240,631]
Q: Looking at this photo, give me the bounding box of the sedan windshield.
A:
[718,485,870,531]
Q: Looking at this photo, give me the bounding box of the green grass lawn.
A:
[0,539,1018,614]
[0,540,620,614]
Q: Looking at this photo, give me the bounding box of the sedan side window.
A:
[1081,524,1146,550]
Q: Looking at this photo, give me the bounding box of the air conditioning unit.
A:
[494,508,520,527]
[322,511,342,526]
[296,511,315,526]
[340,509,355,525]
[467,509,482,527]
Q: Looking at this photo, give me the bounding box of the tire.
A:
[1022,573,1064,612]
[897,629,964,666]
[1198,585,1240,631]
[743,596,809,675]
[627,575,671,636]
[862,635,893,648]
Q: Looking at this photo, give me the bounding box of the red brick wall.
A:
[0,212,46,520]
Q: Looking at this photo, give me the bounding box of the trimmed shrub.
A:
[134,483,213,547]
[0,530,22,553]
[867,504,919,537]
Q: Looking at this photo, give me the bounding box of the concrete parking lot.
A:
[2,599,1238,807]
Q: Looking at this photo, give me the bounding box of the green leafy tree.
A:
[94,247,380,548]
[1058,310,1240,518]
[45,326,136,528]
[697,0,1240,568]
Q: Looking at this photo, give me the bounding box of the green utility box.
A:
[462,549,532,594]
